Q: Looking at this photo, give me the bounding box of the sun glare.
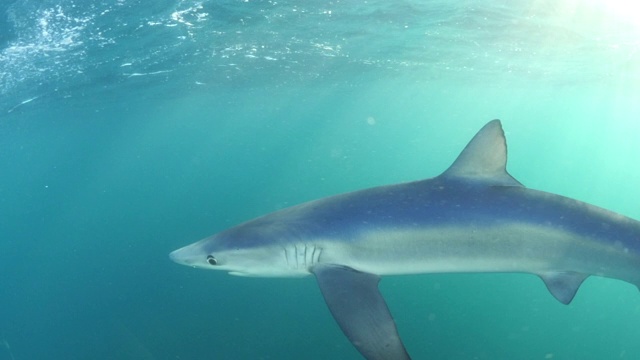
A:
[593,0,640,26]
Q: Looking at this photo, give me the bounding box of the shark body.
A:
[170,120,640,359]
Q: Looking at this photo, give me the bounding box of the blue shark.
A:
[170,120,640,360]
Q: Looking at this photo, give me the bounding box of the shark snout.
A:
[169,249,184,264]
[169,244,202,266]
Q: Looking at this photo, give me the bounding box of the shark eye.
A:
[206,255,218,266]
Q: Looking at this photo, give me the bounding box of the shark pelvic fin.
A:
[441,120,522,187]
[539,271,589,304]
[312,264,411,360]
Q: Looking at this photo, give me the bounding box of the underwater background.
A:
[1,0,640,359]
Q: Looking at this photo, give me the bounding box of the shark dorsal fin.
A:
[441,120,522,186]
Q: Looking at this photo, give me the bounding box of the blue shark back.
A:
[223,175,640,254]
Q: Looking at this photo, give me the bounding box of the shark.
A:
[170,120,640,360]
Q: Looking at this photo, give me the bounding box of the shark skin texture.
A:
[170,120,640,360]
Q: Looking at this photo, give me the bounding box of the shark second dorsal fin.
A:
[538,271,589,304]
[441,120,523,187]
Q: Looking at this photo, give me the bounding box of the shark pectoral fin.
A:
[311,264,411,360]
[538,271,589,305]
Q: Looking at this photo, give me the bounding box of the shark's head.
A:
[169,236,288,277]
[170,213,321,277]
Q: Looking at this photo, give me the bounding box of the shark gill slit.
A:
[306,244,322,267]
[283,246,290,266]
[314,246,323,266]
[310,246,317,266]
[303,245,308,266]
[282,244,323,269]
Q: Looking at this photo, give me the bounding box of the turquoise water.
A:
[1,0,640,359]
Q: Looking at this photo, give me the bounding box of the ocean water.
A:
[1,0,640,359]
